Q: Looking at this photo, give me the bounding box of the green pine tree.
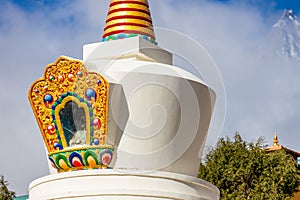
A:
[0,176,16,200]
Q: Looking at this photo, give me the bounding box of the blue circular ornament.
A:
[85,88,97,101]
[54,142,63,150]
[44,94,53,104]
[94,139,100,145]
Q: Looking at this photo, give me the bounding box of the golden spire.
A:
[273,133,279,146]
[102,0,156,44]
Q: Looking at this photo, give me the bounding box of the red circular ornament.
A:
[48,125,55,131]
[47,125,55,134]
[68,74,75,81]
[102,155,111,165]
[58,75,64,82]
[93,118,101,130]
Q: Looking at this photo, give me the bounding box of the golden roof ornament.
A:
[102,0,156,44]
[28,56,113,172]
[273,133,279,146]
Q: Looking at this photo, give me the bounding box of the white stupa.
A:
[28,0,219,199]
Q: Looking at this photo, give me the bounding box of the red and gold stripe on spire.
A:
[102,0,156,44]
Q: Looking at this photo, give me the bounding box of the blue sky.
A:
[220,0,300,9]
[1,0,300,196]
[213,0,300,13]
[11,0,66,10]
[10,0,300,14]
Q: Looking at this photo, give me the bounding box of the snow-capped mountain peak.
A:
[286,9,297,20]
[271,9,300,59]
[274,9,299,28]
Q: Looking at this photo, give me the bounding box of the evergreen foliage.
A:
[199,133,300,200]
[0,176,16,200]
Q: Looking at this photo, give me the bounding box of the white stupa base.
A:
[29,170,219,200]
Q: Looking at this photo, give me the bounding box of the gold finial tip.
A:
[273,133,279,146]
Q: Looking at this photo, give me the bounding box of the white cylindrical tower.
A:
[28,1,219,199]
